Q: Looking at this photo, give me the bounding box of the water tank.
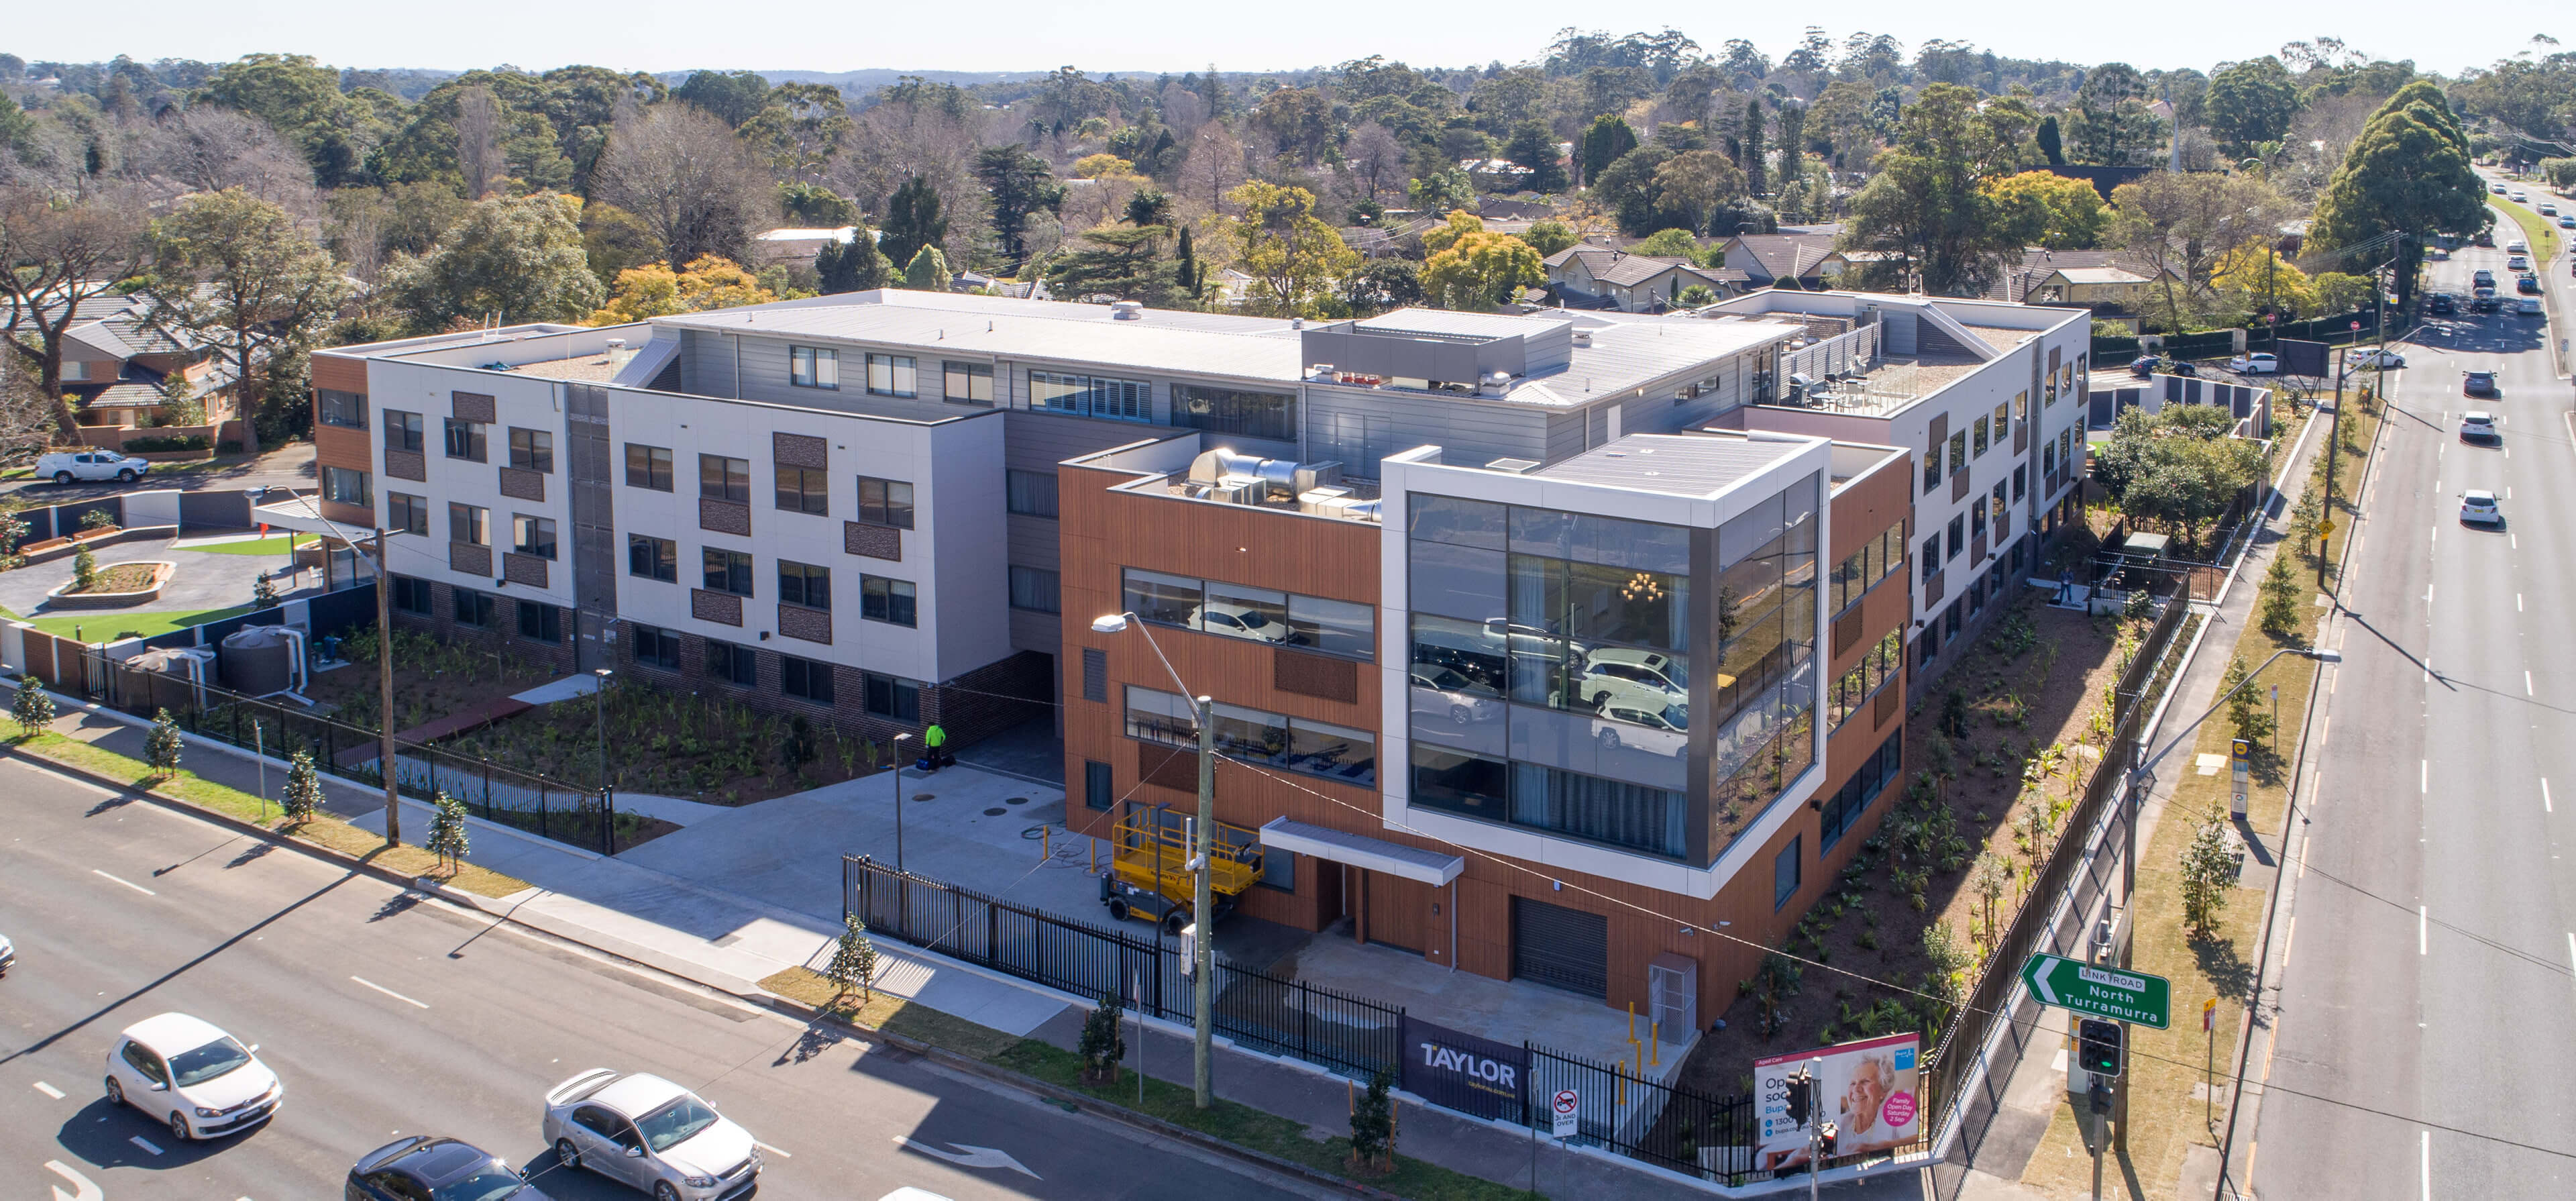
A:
[219,625,295,696]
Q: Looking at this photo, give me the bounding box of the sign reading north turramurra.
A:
[1400,1016,1527,1122]
[2020,953,2171,1029]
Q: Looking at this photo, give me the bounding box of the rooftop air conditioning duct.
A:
[1309,363,1337,382]
[1479,371,1511,397]
[1110,301,1144,320]
[1571,329,1593,348]
[1483,457,1541,474]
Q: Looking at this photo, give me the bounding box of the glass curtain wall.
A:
[1707,474,1823,851]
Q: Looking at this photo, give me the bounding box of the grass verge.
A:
[2496,196,2563,263]
[759,965,1525,1200]
[3,719,529,898]
[20,605,256,640]
[188,534,312,557]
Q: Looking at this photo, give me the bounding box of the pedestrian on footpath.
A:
[919,723,951,772]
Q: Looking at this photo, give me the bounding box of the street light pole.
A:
[592,668,613,791]
[2123,645,2342,904]
[374,527,397,845]
[892,733,912,874]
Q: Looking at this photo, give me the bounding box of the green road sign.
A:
[2020,953,2171,1029]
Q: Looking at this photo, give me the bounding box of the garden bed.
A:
[45,561,173,609]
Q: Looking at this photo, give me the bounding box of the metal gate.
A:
[1511,895,1608,998]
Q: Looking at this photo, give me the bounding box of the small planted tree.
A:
[824,913,879,1005]
[281,748,323,823]
[11,678,56,735]
[1348,1067,1397,1174]
[2257,549,2302,636]
[1970,851,2011,949]
[251,572,281,610]
[2179,807,2239,936]
[72,543,98,592]
[1077,992,1126,1086]
[426,788,470,872]
[2222,654,2275,746]
[144,707,184,778]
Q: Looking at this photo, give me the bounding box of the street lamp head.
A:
[895,732,914,744]
[1091,613,1132,634]
[593,668,613,679]
[2302,647,2343,663]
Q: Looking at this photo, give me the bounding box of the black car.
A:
[2427,293,2457,315]
[2128,354,2160,378]
[349,1137,545,1201]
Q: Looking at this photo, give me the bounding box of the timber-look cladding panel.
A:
[451,392,496,423]
[498,466,546,502]
[773,431,829,470]
[1138,741,1199,792]
[501,552,549,588]
[1273,649,1358,703]
[692,589,743,625]
[700,498,751,536]
[384,449,427,482]
[310,354,368,395]
[843,521,901,561]
[448,541,491,576]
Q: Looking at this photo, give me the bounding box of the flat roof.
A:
[1533,432,1809,495]
[652,290,1309,382]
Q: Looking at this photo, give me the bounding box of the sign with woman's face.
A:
[1752,1032,1923,1163]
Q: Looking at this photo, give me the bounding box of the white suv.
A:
[37,450,150,485]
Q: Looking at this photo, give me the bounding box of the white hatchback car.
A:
[543,1069,760,1200]
[1188,600,1289,643]
[2349,348,2408,369]
[104,1012,282,1141]
[2226,352,2278,374]
[36,450,151,485]
[2459,412,2499,443]
[2460,490,2502,525]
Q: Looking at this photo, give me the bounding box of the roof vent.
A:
[1483,457,1541,474]
[1291,317,1305,329]
[1309,363,1336,381]
[1110,301,1144,320]
[1571,329,1593,348]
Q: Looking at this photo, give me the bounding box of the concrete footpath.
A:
[17,692,1918,1200]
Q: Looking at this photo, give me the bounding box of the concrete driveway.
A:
[0,531,323,625]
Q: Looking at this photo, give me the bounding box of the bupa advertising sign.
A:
[1752,1032,1921,1170]
[1399,1015,1528,1121]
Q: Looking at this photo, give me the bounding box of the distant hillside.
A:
[652,68,1042,92]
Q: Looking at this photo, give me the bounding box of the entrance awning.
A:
[250,493,347,537]
[1258,818,1464,886]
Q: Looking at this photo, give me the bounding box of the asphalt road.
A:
[2245,199,2576,1197]
[1,446,315,501]
[0,755,1326,1201]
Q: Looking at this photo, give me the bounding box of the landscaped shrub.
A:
[10,679,56,734]
[145,708,184,776]
[78,509,117,532]
[123,435,212,454]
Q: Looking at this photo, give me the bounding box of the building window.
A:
[453,586,495,628]
[517,601,562,643]
[321,389,369,429]
[778,560,831,609]
[1947,430,1966,478]
[704,639,757,686]
[390,574,433,615]
[1829,519,1908,614]
[781,655,835,703]
[1946,515,1964,561]
[1829,630,1904,731]
[1173,384,1297,442]
[1774,835,1802,909]
[1967,570,1988,617]
[1030,371,1148,421]
[1082,647,1107,702]
[386,492,429,536]
[943,360,994,405]
[381,409,422,453]
[629,535,676,582]
[512,514,557,560]
[865,353,918,398]
[1128,686,1376,788]
[1922,437,1942,492]
[508,427,555,473]
[1405,744,1674,856]
[626,443,674,490]
[631,623,683,670]
[775,465,829,515]
[2013,464,2027,502]
[1921,535,1941,584]
[322,466,370,507]
[1919,629,1938,667]
[857,477,914,527]
[861,575,917,626]
[1121,568,1375,660]
[449,503,488,547]
[789,345,838,389]
[700,454,750,502]
[1970,497,1986,541]
[1009,566,1060,613]
[1972,414,1990,457]
[1083,759,1113,811]
[702,547,754,596]
[1945,600,1962,640]
[443,417,486,462]
[1006,470,1057,518]
[864,672,922,721]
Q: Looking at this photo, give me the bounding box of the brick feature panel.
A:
[1970,532,1986,564]
[384,450,427,482]
[502,552,549,588]
[449,541,492,576]
[451,392,496,423]
[1951,468,1971,504]
[1273,648,1358,704]
[498,466,546,502]
[843,521,901,561]
[1139,742,1200,792]
[692,589,744,625]
[773,431,829,469]
[700,497,751,535]
[1925,570,1945,608]
[777,603,831,644]
[1831,609,1864,657]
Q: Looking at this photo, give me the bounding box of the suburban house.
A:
[1710,233,1857,291]
[752,226,858,267]
[1542,247,1741,312]
[1990,249,2176,327]
[48,291,244,446]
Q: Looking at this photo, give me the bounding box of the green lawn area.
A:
[2496,193,2563,263]
[189,534,310,556]
[21,605,253,640]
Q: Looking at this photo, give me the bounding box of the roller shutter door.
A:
[1511,896,1608,998]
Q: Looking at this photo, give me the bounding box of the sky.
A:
[6,1,2565,81]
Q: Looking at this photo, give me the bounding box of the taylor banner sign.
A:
[1399,1014,1528,1122]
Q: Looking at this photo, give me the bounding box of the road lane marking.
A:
[2420,906,2428,955]
[350,976,429,1008]
[46,1161,101,1201]
[32,1081,64,1099]
[92,869,155,896]
[2528,671,2536,696]
[2519,593,2525,612]
[2422,761,2428,794]
[2546,780,2554,813]
[2422,1129,2432,1200]
[754,1141,793,1159]
[131,1134,163,1155]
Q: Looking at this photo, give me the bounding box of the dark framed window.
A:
[1921,535,1941,584]
[704,639,758,686]
[1009,566,1060,614]
[702,547,753,596]
[1820,733,1904,851]
[390,574,433,615]
[778,560,831,609]
[386,492,429,536]
[453,586,495,628]
[517,600,563,643]
[512,513,557,560]
[700,454,750,502]
[1030,370,1148,421]
[508,427,554,473]
[857,477,914,528]
[782,655,835,703]
[789,345,839,389]
[1083,759,1113,811]
[861,575,917,626]
[449,503,488,547]
[1946,515,1964,560]
[1173,384,1297,442]
[1006,470,1057,518]
[775,465,829,515]
[323,466,370,506]
[1773,835,1802,909]
[628,535,676,582]
[943,360,994,405]
[631,623,682,671]
[864,672,922,721]
[443,417,486,462]
[382,409,422,452]
[321,389,369,429]
[625,443,674,490]
[865,353,917,397]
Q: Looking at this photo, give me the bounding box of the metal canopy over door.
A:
[1511,895,1609,998]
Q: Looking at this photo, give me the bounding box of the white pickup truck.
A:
[34,450,151,484]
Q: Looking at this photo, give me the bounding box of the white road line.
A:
[2528,671,2536,696]
[131,1134,163,1155]
[91,869,154,896]
[2420,906,2429,955]
[350,976,429,1008]
[31,1081,64,1099]
[2422,1129,2432,1200]
[2547,780,2555,813]
[754,1140,793,1159]
[2519,593,2525,612]
[2422,761,2429,794]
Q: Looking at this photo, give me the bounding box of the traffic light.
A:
[1782,1067,1813,1125]
[2078,1019,2124,1077]
[1817,1121,1839,1157]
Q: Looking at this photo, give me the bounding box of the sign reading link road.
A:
[2020,953,2171,1029]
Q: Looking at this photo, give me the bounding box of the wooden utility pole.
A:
[376,527,398,845]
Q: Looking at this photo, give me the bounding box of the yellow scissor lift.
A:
[1099,802,1265,933]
